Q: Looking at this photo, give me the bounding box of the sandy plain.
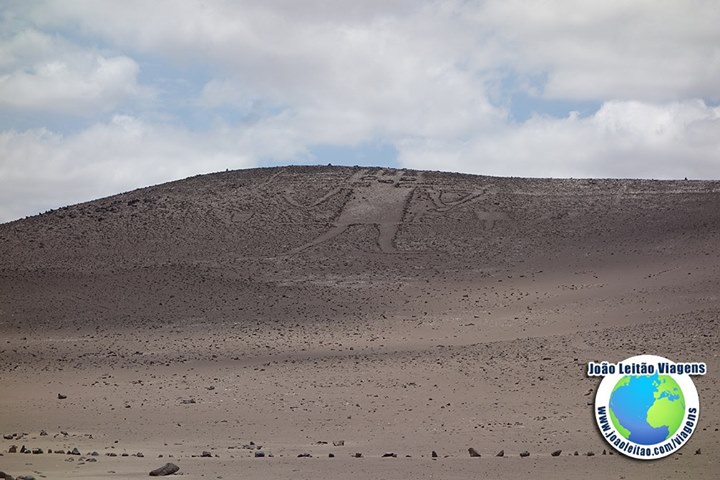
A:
[0,166,718,479]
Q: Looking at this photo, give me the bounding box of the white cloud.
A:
[0,29,150,114]
[470,0,720,101]
[1,1,719,223]
[398,100,720,179]
[0,115,285,222]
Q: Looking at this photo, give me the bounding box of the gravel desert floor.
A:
[1,166,718,479]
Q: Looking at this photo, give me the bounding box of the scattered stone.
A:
[20,446,29,454]
[180,399,196,405]
[87,458,97,463]
[90,451,99,456]
[328,453,335,458]
[297,453,312,458]
[520,451,530,458]
[468,448,481,458]
[586,451,595,457]
[2,434,13,440]
[70,448,81,455]
[353,453,362,458]
[106,452,117,457]
[602,449,607,455]
[17,476,35,480]
[57,394,67,400]
[573,451,579,456]
[382,452,397,458]
[149,463,180,476]
[254,451,265,458]
[431,450,438,458]
[136,452,145,457]
[201,451,212,458]
[32,448,43,454]
[0,471,15,480]
[332,440,345,447]
[496,450,504,457]
[695,448,702,455]
[551,450,562,457]
[39,430,47,436]
[122,453,129,457]
[8,446,17,454]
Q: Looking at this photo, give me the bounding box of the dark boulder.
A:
[149,463,180,476]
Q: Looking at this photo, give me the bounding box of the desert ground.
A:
[1,166,718,479]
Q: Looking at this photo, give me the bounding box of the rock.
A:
[328,453,335,458]
[20,446,29,454]
[149,463,180,476]
[551,450,562,457]
[332,440,345,447]
[382,452,397,458]
[254,451,265,458]
[496,450,504,457]
[8,446,17,453]
[87,458,97,462]
[122,453,129,457]
[57,394,67,400]
[695,448,702,455]
[431,450,438,458]
[468,448,481,457]
[90,451,99,456]
[39,430,47,436]
[353,452,362,458]
[297,453,312,458]
[602,449,607,455]
[70,448,81,455]
[136,452,145,458]
[520,451,530,458]
[32,448,43,454]
[106,452,117,457]
[586,451,595,457]
[0,471,15,480]
[2,434,13,440]
[201,451,212,458]
[17,476,35,480]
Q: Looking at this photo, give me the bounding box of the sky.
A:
[1,1,719,223]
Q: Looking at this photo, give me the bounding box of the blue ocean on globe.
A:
[609,373,683,445]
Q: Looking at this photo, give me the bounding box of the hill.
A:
[1,166,718,479]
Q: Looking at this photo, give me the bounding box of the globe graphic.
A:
[608,373,685,445]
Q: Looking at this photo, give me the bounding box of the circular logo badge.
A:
[593,355,701,460]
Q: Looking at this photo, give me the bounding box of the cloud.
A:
[0,29,150,114]
[470,0,720,101]
[0,115,277,222]
[397,100,720,179]
[1,1,719,223]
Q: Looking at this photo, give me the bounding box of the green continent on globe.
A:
[609,374,685,443]
[646,375,685,439]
